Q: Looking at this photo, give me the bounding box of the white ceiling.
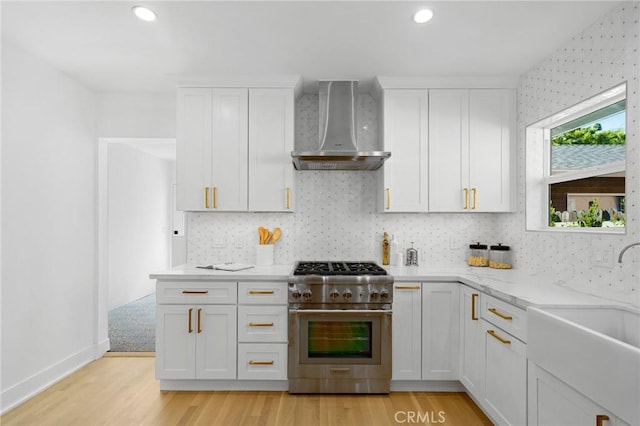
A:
[2,1,621,94]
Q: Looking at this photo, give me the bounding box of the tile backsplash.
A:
[188,2,639,307]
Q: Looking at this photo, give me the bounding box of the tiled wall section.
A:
[502,1,639,305]
[188,2,639,306]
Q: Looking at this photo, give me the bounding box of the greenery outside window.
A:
[526,83,626,233]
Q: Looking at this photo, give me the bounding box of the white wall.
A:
[1,39,98,412]
[97,92,175,139]
[107,142,172,310]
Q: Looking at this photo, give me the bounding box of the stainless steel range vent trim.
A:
[291,80,391,171]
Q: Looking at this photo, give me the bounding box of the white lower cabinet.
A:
[459,286,483,400]
[422,283,459,380]
[392,283,423,380]
[237,281,288,380]
[480,295,527,426]
[156,304,237,380]
[528,362,629,426]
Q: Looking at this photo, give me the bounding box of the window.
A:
[526,83,626,232]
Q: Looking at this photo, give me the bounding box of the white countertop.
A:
[151,263,636,311]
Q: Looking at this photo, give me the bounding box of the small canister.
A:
[406,242,418,266]
[489,244,512,269]
[468,242,489,267]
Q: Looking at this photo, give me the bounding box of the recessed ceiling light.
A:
[132,6,158,22]
[413,9,434,24]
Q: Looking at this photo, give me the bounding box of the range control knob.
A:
[370,290,379,301]
[302,289,313,301]
[291,289,301,300]
[380,290,389,301]
[343,290,352,301]
[329,289,340,301]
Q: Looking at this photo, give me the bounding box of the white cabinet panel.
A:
[238,305,287,343]
[379,89,428,212]
[248,88,295,212]
[237,343,287,380]
[238,281,287,305]
[392,283,422,380]
[196,305,237,379]
[460,286,483,399]
[155,305,196,379]
[422,283,459,380]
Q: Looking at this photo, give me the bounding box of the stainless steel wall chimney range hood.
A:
[291,80,391,171]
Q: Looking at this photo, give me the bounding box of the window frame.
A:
[525,83,627,234]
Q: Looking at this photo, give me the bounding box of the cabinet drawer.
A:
[238,281,287,305]
[237,343,287,380]
[157,281,237,304]
[238,305,287,343]
[481,294,527,342]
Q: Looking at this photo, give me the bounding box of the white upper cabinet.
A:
[177,87,248,212]
[248,88,295,212]
[176,79,299,212]
[429,88,514,212]
[378,89,429,212]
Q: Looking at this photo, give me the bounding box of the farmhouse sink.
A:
[528,306,640,425]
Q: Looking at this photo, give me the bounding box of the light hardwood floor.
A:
[1,357,493,426]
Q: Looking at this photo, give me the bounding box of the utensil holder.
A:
[256,244,274,266]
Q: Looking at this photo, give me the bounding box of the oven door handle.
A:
[289,309,392,314]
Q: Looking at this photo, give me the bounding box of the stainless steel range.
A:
[288,261,394,394]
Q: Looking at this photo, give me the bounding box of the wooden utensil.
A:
[265,231,273,244]
[258,227,268,244]
[271,227,281,244]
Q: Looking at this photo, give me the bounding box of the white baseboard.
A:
[1,341,107,415]
[390,380,465,392]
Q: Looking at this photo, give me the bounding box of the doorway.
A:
[98,138,181,353]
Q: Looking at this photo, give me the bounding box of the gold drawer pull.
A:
[463,188,469,209]
[249,322,274,327]
[395,285,420,290]
[472,187,477,210]
[286,187,291,209]
[204,187,210,208]
[471,293,478,321]
[182,290,209,295]
[188,308,193,333]
[386,188,391,210]
[487,329,511,345]
[249,290,275,295]
[596,415,610,426]
[249,360,274,365]
[197,308,202,333]
[488,307,513,320]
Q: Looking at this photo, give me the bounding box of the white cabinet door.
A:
[248,88,295,212]
[392,283,422,380]
[428,89,514,212]
[469,89,513,212]
[428,89,469,212]
[155,305,196,379]
[211,88,248,211]
[460,286,483,399]
[481,319,526,426]
[176,88,248,212]
[379,89,428,212]
[176,88,213,211]
[421,283,459,380]
[529,362,617,426]
[195,305,237,379]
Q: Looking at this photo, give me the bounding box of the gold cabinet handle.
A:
[472,187,477,209]
[182,290,209,295]
[213,187,218,209]
[249,360,274,365]
[386,188,391,210]
[464,188,469,209]
[471,293,478,321]
[596,415,610,426]
[488,307,513,320]
[487,329,511,345]
[204,186,210,208]
[188,308,193,333]
[395,285,420,290]
[197,308,202,333]
[249,290,274,295]
[286,187,291,209]
[249,322,274,327]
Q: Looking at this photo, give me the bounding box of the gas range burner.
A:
[293,261,388,276]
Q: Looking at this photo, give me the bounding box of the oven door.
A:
[288,309,392,380]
